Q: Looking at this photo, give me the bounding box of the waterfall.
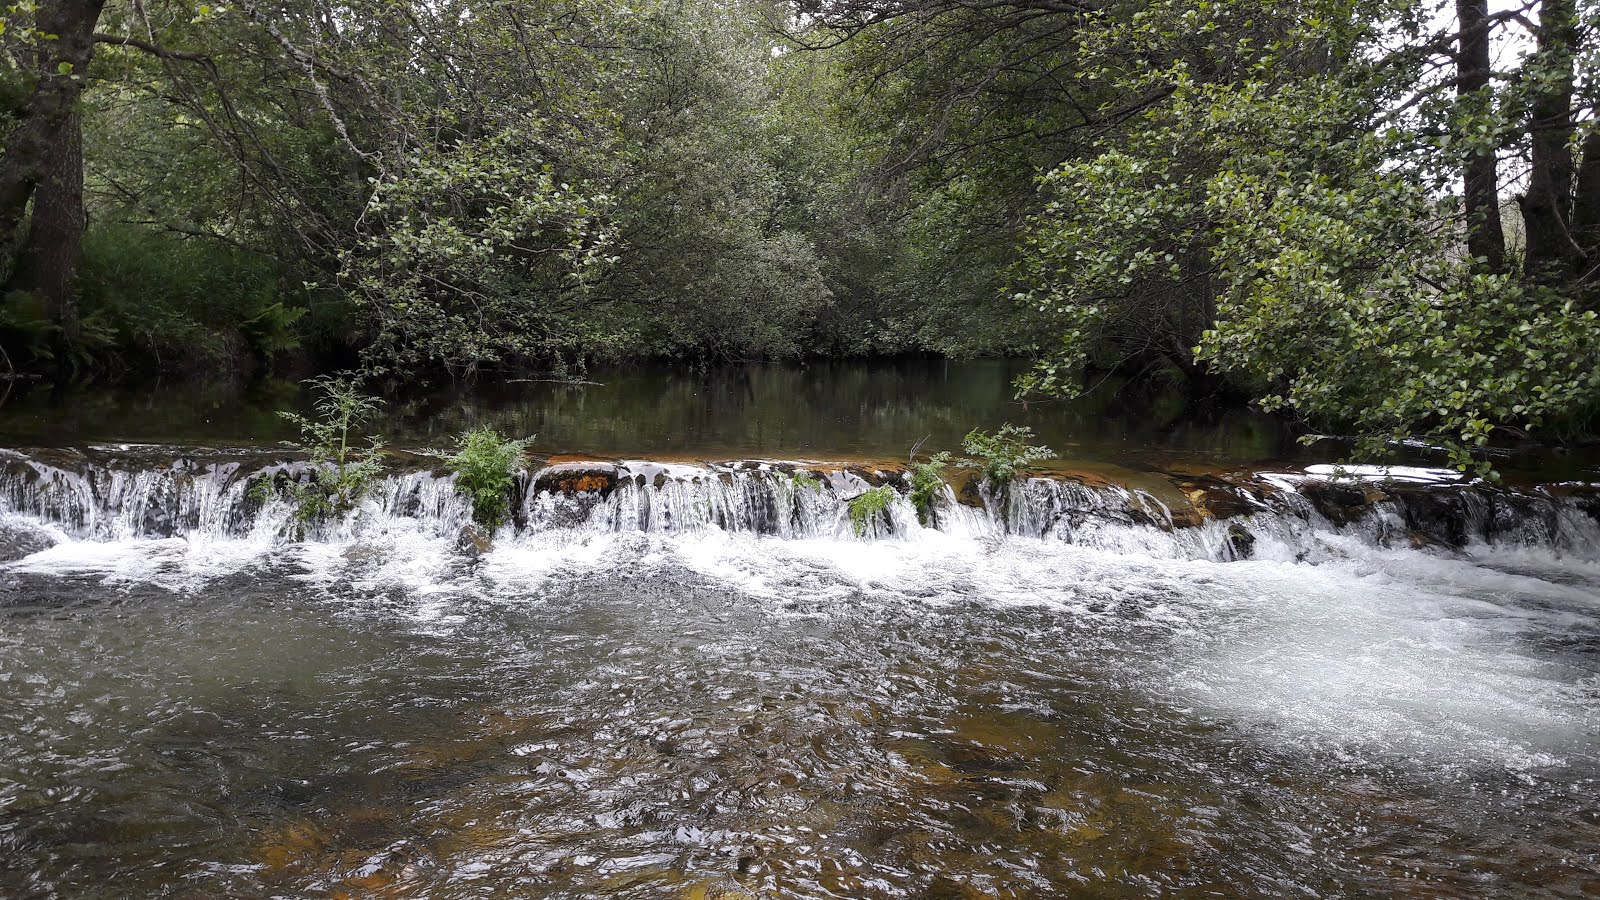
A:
[1,447,1596,563]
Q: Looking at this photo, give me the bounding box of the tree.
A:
[1455,0,1506,270]
[1014,0,1600,470]
[1,0,109,356]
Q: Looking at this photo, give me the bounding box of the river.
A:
[0,361,1597,898]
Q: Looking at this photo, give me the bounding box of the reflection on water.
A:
[1,530,1597,898]
[0,360,1299,465]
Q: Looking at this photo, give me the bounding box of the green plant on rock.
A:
[275,374,387,524]
[909,451,950,526]
[960,424,1052,487]
[787,471,822,492]
[848,485,895,536]
[447,427,534,530]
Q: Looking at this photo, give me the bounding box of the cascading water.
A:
[2,447,1596,563]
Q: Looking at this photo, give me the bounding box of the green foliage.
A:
[447,427,534,530]
[0,291,80,365]
[35,0,1062,377]
[786,471,822,493]
[787,0,1090,357]
[848,485,895,536]
[345,120,623,376]
[1009,0,1600,474]
[19,0,1596,476]
[274,375,387,524]
[595,0,830,360]
[960,425,1052,487]
[75,225,299,370]
[909,451,950,526]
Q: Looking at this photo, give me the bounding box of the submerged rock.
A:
[456,523,492,557]
[0,526,57,562]
[1225,523,1256,559]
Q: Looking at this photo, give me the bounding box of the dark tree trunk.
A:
[1456,0,1505,270]
[0,0,108,371]
[1517,0,1578,277]
[11,111,86,356]
[1574,129,1600,281]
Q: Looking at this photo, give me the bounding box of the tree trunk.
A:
[1456,0,1505,270]
[11,111,86,356]
[1517,0,1578,277]
[1573,128,1600,281]
[0,0,107,261]
[0,0,108,372]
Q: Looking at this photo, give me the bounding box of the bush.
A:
[447,427,534,530]
[848,485,895,536]
[960,424,1053,487]
[273,374,386,524]
[908,451,950,526]
[75,224,302,370]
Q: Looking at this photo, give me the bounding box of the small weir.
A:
[3,446,1597,562]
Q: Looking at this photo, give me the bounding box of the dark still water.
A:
[0,359,1299,465]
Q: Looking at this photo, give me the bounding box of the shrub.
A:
[848,485,895,536]
[274,374,386,524]
[960,424,1053,487]
[909,451,950,526]
[447,427,534,530]
[77,224,302,370]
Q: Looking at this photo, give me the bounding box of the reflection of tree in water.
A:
[0,360,1304,463]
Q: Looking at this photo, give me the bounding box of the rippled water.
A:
[2,514,1598,898]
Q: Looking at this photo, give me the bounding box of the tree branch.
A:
[93,33,211,64]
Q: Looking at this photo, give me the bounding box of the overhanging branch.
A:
[93,33,212,65]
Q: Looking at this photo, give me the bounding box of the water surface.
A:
[1,361,1598,897]
[0,360,1298,466]
[1,516,1598,897]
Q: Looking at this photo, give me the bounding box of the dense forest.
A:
[0,0,1597,467]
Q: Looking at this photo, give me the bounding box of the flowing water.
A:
[2,364,1599,898]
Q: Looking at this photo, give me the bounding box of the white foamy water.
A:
[2,448,1598,781]
[6,516,1593,777]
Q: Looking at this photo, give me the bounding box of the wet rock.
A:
[1393,489,1470,549]
[1166,501,1207,530]
[1224,523,1255,559]
[1175,475,1264,521]
[955,474,986,508]
[0,526,57,562]
[532,462,618,497]
[1299,479,1386,527]
[456,523,492,556]
[843,464,895,487]
[1407,529,1444,550]
[1575,493,1600,526]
